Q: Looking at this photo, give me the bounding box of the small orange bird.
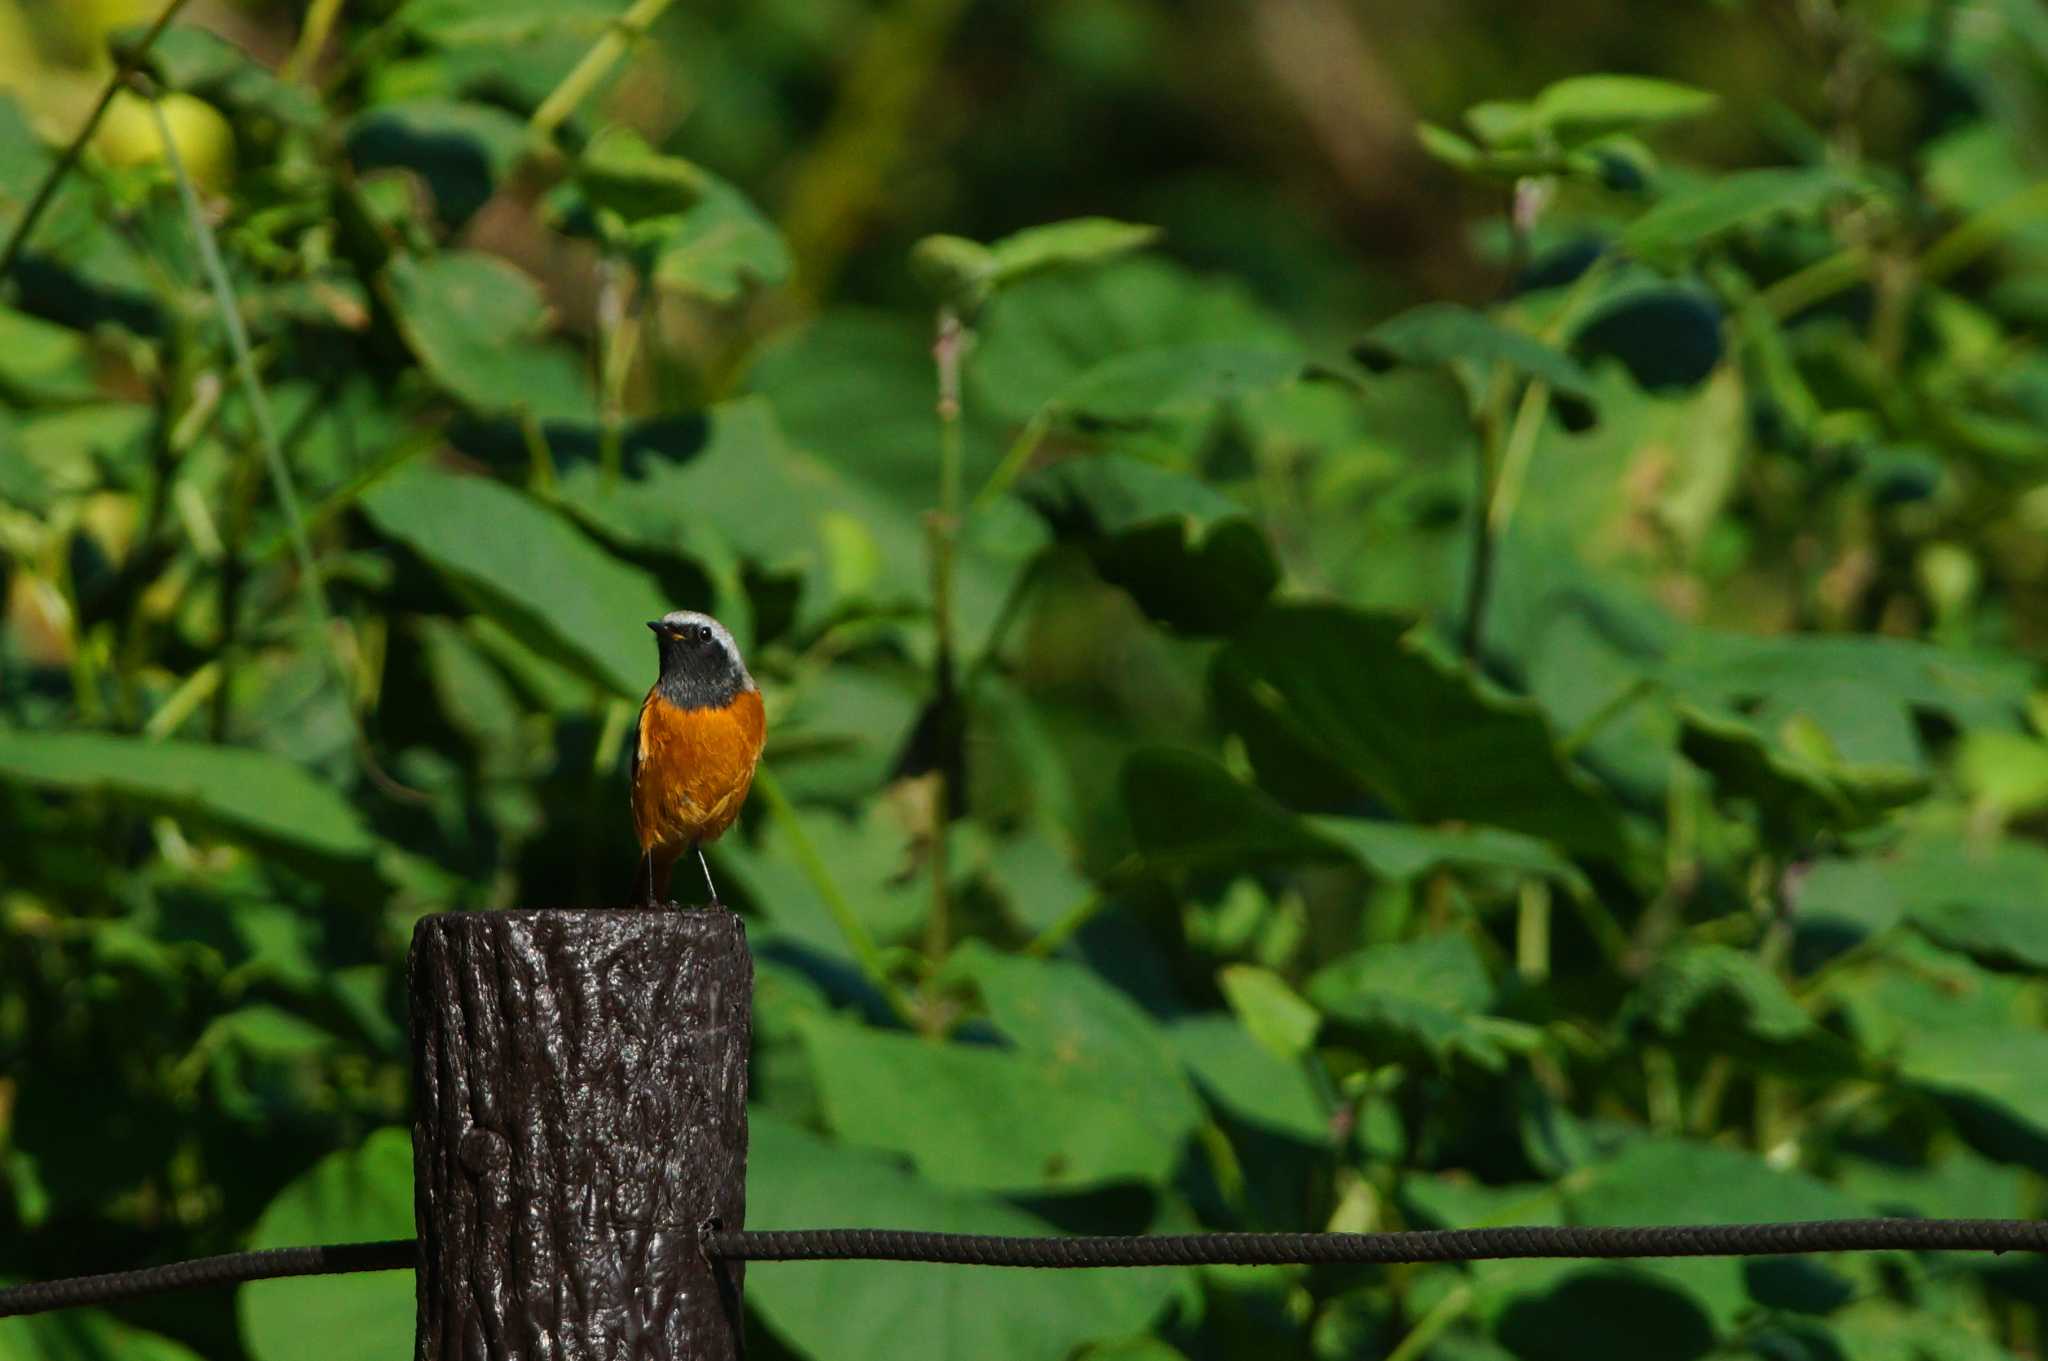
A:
[630,611,765,907]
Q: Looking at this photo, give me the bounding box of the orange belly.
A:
[631,688,766,855]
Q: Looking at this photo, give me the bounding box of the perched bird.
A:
[630,611,765,907]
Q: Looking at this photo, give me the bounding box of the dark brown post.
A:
[408,909,751,1360]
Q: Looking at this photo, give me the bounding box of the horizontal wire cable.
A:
[5,1219,2045,1319]
[710,1219,2048,1266]
[0,1240,415,1319]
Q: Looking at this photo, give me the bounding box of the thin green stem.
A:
[925,306,967,967]
[529,0,680,142]
[282,0,347,82]
[1758,245,1873,320]
[753,764,916,1025]
[1485,379,1551,536]
[1515,879,1551,982]
[1920,179,2048,284]
[153,94,421,801]
[1559,676,1658,757]
[0,0,196,285]
[1385,1285,1475,1361]
[970,404,1052,511]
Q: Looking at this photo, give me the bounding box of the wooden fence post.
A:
[408,909,751,1360]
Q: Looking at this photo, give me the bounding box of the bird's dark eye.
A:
[692,624,713,644]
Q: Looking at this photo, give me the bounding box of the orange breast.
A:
[631,688,766,853]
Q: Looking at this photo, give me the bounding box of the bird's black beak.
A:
[647,620,668,636]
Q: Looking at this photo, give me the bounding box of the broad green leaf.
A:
[1628,944,1856,1077]
[113,25,321,129]
[1168,1014,1327,1142]
[800,1015,1179,1190]
[1056,344,1304,423]
[0,1310,208,1361]
[1623,168,1847,262]
[0,729,374,859]
[1016,454,1278,631]
[716,801,927,955]
[648,172,791,302]
[575,125,705,220]
[1530,75,1717,142]
[913,218,1159,312]
[1218,964,1319,1060]
[1678,704,1928,844]
[240,1128,415,1361]
[346,100,528,227]
[361,462,670,699]
[0,306,95,404]
[396,0,617,44]
[1898,1025,2048,1153]
[986,218,1161,286]
[746,1115,1181,1361]
[1124,747,1589,889]
[1352,303,1599,430]
[1955,729,2048,816]
[971,255,1297,427]
[1306,935,1503,1066]
[1891,838,2048,969]
[1305,816,1587,892]
[378,251,595,422]
[1212,606,1629,858]
[961,944,1204,1149]
[1568,1136,1866,1328]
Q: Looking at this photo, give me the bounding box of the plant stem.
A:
[282,0,347,82]
[970,404,1052,511]
[154,94,421,801]
[1385,1285,1475,1361]
[1458,369,1512,662]
[753,764,916,1025]
[529,0,680,142]
[924,305,966,966]
[1515,879,1551,982]
[0,0,195,286]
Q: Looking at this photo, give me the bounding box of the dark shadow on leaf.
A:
[1496,1269,1714,1361]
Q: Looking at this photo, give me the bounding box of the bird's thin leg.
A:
[640,850,656,909]
[696,846,719,906]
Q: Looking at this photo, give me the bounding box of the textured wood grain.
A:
[409,909,750,1360]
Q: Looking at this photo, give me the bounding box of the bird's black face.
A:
[647,615,748,710]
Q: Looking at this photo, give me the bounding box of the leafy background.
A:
[2,1,2047,1359]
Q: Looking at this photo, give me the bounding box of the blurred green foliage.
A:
[2,1,2047,1359]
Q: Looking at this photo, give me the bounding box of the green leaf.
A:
[0,306,95,405]
[1305,816,1588,891]
[113,25,321,130]
[986,218,1161,287]
[746,1115,1181,1361]
[346,100,529,227]
[1677,704,1928,845]
[1212,605,1629,859]
[1898,1025,2048,1152]
[1123,748,1590,892]
[396,0,618,45]
[1628,944,1856,1077]
[1056,344,1304,423]
[648,171,792,303]
[799,1015,1177,1190]
[1568,1136,1867,1328]
[361,462,670,699]
[575,125,706,220]
[0,1311,208,1361]
[1955,729,2048,816]
[1530,75,1717,143]
[1623,168,1847,262]
[971,256,1296,428]
[1891,838,2048,969]
[1168,1014,1328,1142]
[800,947,1200,1190]
[0,729,374,859]
[1352,303,1599,431]
[1217,964,1320,1060]
[913,218,1158,312]
[1016,454,1278,631]
[378,251,595,422]
[240,1128,414,1361]
[1306,935,1504,1066]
